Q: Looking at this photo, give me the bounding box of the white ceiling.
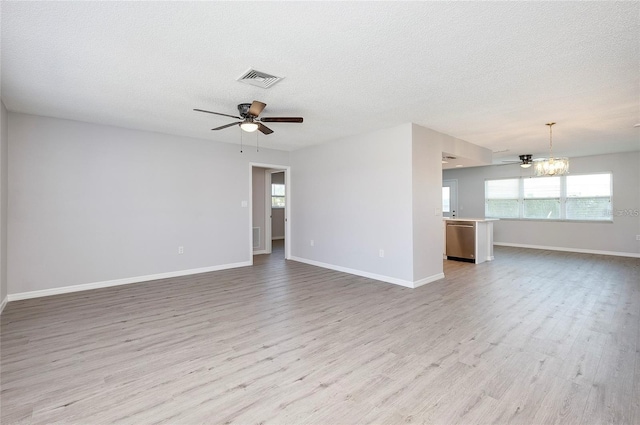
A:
[2,2,638,163]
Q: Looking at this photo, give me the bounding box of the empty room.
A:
[1,2,639,424]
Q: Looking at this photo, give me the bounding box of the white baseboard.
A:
[253,249,268,255]
[494,242,640,258]
[272,236,285,241]
[289,256,443,289]
[413,273,446,288]
[0,296,7,314]
[7,261,252,302]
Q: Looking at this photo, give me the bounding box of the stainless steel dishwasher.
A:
[446,221,476,262]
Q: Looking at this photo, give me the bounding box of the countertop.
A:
[443,218,500,222]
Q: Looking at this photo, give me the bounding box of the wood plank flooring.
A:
[1,243,639,424]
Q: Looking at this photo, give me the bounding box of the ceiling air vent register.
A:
[236,68,283,89]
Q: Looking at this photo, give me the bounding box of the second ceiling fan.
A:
[194,100,303,135]
[502,154,534,168]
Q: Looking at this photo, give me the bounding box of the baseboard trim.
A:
[0,296,7,314]
[253,249,268,255]
[494,242,640,258]
[272,237,285,241]
[289,256,443,289]
[413,273,446,288]
[7,261,252,302]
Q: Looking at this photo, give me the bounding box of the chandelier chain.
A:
[546,122,555,158]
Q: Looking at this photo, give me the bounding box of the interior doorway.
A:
[250,163,291,262]
[266,170,286,257]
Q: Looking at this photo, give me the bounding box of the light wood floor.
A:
[1,243,639,424]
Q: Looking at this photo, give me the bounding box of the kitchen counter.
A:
[442,218,498,263]
[442,218,499,222]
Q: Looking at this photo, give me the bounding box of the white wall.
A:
[0,101,8,308]
[411,124,446,282]
[290,123,451,286]
[7,113,289,295]
[291,123,416,284]
[443,152,640,256]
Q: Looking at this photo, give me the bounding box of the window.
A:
[523,177,560,219]
[485,173,611,221]
[271,184,285,208]
[566,174,611,220]
[485,179,519,218]
[442,187,450,213]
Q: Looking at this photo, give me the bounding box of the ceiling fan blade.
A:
[212,122,240,131]
[194,109,241,119]
[257,123,274,135]
[248,101,266,117]
[260,117,304,123]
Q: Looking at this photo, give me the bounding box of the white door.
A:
[442,179,458,218]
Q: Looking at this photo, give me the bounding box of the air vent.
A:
[237,68,283,89]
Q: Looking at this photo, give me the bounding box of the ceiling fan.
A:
[194,100,303,135]
[501,154,534,168]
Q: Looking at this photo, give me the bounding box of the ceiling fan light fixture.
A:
[240,120,259,133]
[519,154,533,168]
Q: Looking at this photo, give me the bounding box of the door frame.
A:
[264,169,286,255]
[249,162,291,261]
[442,179,458,218]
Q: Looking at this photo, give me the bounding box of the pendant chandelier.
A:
[534,122,569,176]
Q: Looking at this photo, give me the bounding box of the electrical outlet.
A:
[379,249,384,258]
[310,240,314,246]
[636,235,640,241]
[178,246,184,254]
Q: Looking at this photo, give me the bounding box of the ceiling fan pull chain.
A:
[256,131,259,152]
[240,126,243,153]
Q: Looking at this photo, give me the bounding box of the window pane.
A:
[566,198,611,220]
[523,177,560,198]
[442,187,450,213]
[486,199,519,218]
[566,174,611,220]
[271,184,285,208]
[485,179,519,218]
[523,199,560,219]
[272,196,285,208]
[272,184,285,196]
[486,179,519,199]
[567,174,610,197]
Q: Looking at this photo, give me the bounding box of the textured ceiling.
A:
[2,2,638,163]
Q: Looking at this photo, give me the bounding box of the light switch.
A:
[241,201,248,208]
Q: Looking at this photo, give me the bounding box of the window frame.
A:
[485,172,613,223]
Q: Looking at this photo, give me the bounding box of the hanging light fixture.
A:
[534,122,569,176]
